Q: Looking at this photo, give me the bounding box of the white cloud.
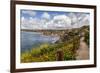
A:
[78,14,90,27]
[44,15,72,29]
[21,17,32,29]
[29,17,39,25]
[81,14,90,23]
[21,17,48,30]
[22,10,36,16]
[68,13,90,28]
[21,12,90,30]
[53,15,71,27]
[41,12,50,20]
[68,13,78,24]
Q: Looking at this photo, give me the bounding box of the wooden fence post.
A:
[56,49,64,61]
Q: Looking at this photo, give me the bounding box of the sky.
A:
[21,9,90,30]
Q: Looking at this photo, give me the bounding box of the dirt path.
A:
[76,36,89,60]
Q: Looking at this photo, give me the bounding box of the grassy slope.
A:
[21,26,89,63]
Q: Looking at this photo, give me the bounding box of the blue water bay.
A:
[21,31,59,52]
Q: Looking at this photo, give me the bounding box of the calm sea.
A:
[21,31,59,52]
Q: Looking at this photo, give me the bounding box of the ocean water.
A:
[21,31,59,52]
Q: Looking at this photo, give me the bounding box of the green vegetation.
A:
[80,25,90,46]
[84,28,89,46]
[21,25,89,63]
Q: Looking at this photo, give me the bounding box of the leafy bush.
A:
[21,38,79,63]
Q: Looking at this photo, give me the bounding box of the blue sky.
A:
[21,10,69,19]
[21,9,90,30]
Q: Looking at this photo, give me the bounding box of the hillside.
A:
[21,25,89,63]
